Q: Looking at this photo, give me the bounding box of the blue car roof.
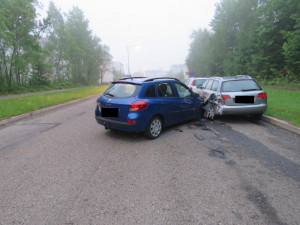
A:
[113,77,180,85]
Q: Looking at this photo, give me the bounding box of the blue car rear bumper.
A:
[96,116,133,127]
[95,116,148,132]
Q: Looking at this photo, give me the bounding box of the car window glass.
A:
[104,83,140,98]
[145,84,156,97]
[194,79,207,87]
[125,85,135,95]
[157,82,175,97]
[202,80,209,88]
[174,83,193,98]
[211,81,219,91]
[205,80,214,90]
[222,80,261,92]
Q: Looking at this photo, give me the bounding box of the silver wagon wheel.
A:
[205,106,215,120]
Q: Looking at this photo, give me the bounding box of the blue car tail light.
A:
[129,101,149,112]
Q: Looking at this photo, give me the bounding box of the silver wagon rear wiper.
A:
[242,89,259,92]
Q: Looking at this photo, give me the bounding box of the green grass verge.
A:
[264,88,300,127]
[0,85,108,120]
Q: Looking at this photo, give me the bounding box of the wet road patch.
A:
[189,122,210,130]
[209,122,300,182]
[210,149,226,159]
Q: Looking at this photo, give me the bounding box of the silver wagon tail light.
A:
[257,92,267,99]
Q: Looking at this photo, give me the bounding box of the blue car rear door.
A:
[156,82,183,126]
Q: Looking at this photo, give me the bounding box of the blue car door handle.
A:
[181,101,190,104]
[162,102,167,105]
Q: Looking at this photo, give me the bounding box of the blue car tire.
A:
[145,116,162,139]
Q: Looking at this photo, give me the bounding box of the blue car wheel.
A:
[145,116,162,139]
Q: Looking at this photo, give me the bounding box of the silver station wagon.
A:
[196,75,267,119]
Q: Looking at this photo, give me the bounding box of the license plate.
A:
[235,96,254,103]
[101,108,118,117]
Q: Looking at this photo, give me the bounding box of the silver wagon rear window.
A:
[221,80,261,92]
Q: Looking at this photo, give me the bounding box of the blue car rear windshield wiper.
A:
[105,93,114,97]
[242,89,259,92]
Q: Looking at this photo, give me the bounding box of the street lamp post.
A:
[127,44,139,75]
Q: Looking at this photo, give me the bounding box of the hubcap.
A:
[150,119,161,137]
[206,107,215,119]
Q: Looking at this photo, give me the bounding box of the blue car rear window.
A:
[104,83,141,98]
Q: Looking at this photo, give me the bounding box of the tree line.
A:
[0,0,110,93]
[186,0,300,84]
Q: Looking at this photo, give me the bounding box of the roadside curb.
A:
[0,94,98,126]
[262,115,300,135]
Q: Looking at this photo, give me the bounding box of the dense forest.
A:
[186,0,300,85]
[0,0,110,93]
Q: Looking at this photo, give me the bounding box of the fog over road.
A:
[0,98,299,224]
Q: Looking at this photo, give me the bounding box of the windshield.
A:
[221,80,261,92]
[104,83,141,98]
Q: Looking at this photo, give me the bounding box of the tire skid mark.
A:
[245,184,287,225]
[0,123,61,153]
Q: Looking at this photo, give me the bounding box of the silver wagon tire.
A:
[145,116,162,139]
[205,106,215,120]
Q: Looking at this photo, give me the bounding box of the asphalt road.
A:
[0,98,299,225]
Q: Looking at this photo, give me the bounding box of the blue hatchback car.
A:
[95,77,203,139]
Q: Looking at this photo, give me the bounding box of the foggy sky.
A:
[38,0,220,73]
